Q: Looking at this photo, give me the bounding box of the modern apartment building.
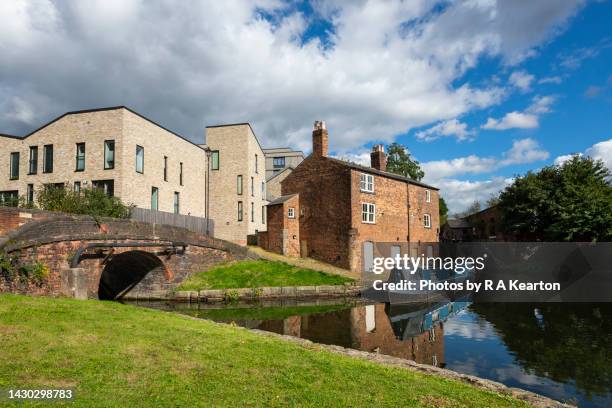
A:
[0,107,207,216]
[260,121,440,272]
[263,147,304,201]
[204,123,268,245]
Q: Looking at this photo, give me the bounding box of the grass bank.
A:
[0,295,529,407]
[176,260,354,290]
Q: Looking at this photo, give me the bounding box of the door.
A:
[363,241,374,272]
[391,245,401,259]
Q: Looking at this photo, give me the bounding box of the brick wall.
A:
[281,156,353,269]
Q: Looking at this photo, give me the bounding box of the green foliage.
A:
[177,260,353,290]
[439,197,449,225]
[498,155,612,241]
[36,185,132,219]
[385,142,425,181]
[0,254,49,286]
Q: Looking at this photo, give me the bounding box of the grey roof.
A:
[266,166,294,182]
[267,194,298,206]
[446,219,471,229]
[324,157,439,190]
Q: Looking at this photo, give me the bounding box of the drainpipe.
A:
[204,147,212,236]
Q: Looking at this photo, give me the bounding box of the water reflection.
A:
[129,299,612,407]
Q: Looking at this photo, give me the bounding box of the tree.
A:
[464,200,482,216]
[36,185,132,219]
[498,155,612,241]
[439,197,449,225]
[385,143,425,181]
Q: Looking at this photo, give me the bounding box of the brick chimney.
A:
[370,144,386,171]
[312,120,328,157]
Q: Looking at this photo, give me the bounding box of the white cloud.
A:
[538,76,563,85]
[415,119,474,142]
[436,177,514,215]
[509,70,535,92]
[586,139,612,170]
[553,139,612,170]
[332,151,370,166]
[481,95,555,130]
[422,138,548,179]
[0,0,585,152]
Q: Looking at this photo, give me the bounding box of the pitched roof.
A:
[324,156,439,190]
[446,219,471,229]
[267,194,298,206]
[0,106,205,150]
[266,166,295,182]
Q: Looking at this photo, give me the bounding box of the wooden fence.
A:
[130,207,214,236]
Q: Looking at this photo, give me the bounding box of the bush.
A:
[36,185,132,219]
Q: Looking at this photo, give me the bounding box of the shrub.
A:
[36,185,132,219]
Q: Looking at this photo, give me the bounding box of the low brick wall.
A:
[123,283,362,302]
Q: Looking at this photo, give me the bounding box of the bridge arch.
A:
[98,250,167,300]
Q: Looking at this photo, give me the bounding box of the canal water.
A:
[128,299,612,407]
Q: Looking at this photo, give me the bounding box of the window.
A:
[74,181,81,193]
[26,184,34,205]
[424,213,432,228]
[211,150,219,170]
[92,180,114,197]
[261,181,265,197]
[288,207,295,218]
[75,143,85,171]
[9,152,19,180]
[361,203,376,224]
[179,162,183,186]
[237,175,243,195]
[250,177,254,197]
[151,187,159,211]
[360,173,374,193]
[273,157,285,168]
[173,192,180,214]
[0,191,19,206]
[251,202,254,222]
[104,140,115,169]
[163,156,168,181]
[135,145,144,174]
[28,146,38,174]
[43,145,53,173]
[255,154,258,173]
[262,205,266,224]
[237,201,243,221]
[425,190,431,203]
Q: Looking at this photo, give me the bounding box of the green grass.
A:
[0,295,529,407]
[176,260,354,290]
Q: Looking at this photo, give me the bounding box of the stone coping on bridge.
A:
[122,282,362,302]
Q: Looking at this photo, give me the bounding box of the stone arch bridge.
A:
[0,208,253,299]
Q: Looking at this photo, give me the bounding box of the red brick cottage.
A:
[260,121,440,272]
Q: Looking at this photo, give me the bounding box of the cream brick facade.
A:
[205,124,268,245]
[0,107,207,217]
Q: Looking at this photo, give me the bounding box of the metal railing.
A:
[130,207,214,236]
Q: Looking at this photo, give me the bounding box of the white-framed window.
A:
[288,207,295,218]
[360,173,374,193]
[424,213,431,228]
[425,190,431,203]
[361,203,376,224]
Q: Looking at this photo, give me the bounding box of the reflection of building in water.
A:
[257,304,446,367]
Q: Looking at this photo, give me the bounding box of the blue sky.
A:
[1,0,611,213]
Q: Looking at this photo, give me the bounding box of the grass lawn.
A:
[176,260,354,290]
[0,294,529,407]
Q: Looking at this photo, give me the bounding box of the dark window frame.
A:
[238,201,243,221]
[173,191,180,214]
[273,156,285,168]
[163,156,168,181]
[28,146,38,175]
[104,140,115,170]
[151,187,159,211]
[9,152,20,180]
[75,143,86,172]
[43,144,53,173]
[179,162,183,186]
